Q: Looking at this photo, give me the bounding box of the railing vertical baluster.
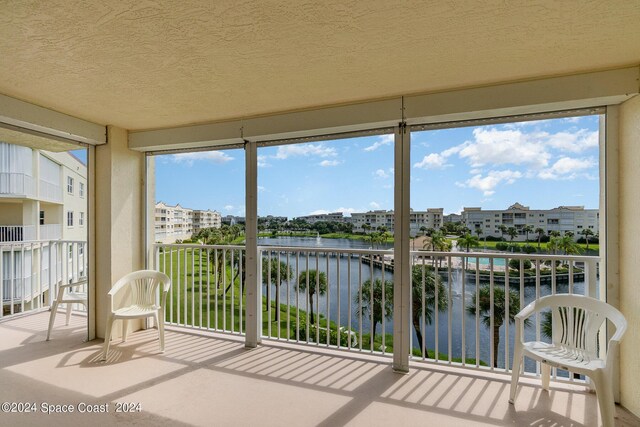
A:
[326,251,330,347]
[381,250,385,354]
[295,251,300,342]
[535,258,541,376]
[421,255,426,360]
[215,249,218,330]
[223,249,227,331]
[286,251,290,341]
[315,252,320,346]
[169,246,174,324]
[267,251,271,338]
[183,247,187,325]
[231,249,235,333]
[10,244,15,315]
[447,255,452,363]
[434,257,439,362]
[199,248,203,329]
[191,248,195,327]
[505,257,510,372]
[369,252,374,353]
[239,249,243,334]
[475,258,480,368]
[20,244,25,314]
[277,251,281,339]
[358,253,363,352]
[0,244,3,319]
[489,258,494,371]
[461,257,466,366]
[519,258,524,375]
[347,251,351,351]
[305,252,310,345]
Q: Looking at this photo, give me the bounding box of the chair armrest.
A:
[515,301,538,321]
[58,278,88,290]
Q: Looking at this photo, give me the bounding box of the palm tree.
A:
[474,228,483,239]
[523,225,534,242]
[362,223,371,234]
[498,224,508,241]
[355,278,393,340]
[507,227,518,242]
[535,227,545,250]
[580,228,595,250]
[419,226,428,236]
[547,235,561,255]
[411,265,447,358]
[296,270,327,324]
[559,234,582,257]
[262,257,293,321]
[457,233,480,252]
[467,286,522,367]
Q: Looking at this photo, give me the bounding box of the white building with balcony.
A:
[155,201,221,243]
[462,203,599,241]
[0,142,87,314]
[351,208,444,236]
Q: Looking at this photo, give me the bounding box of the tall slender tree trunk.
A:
[309,293,315,324]
[493,324,501,368]
[275,282,280,321]
[412,314,428,358]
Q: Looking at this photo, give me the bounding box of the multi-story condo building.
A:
[154,202,221,243]
[1,142,87,312]
[462,203,599,241]
[350,208,444,236]
[295,212,346,224]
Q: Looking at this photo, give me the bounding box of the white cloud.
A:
[538,157,596,180]
[462,170,523,196]
[257,155,270,167]
[369,201,380,209]
[171,151,233,165]
[223,205,234,211]
[309,209,329,215]
[458,128,550,168]
[414,153,449,169]
[319,160,340,167]
[364,134,393,151]
[257,186,266,192]
[274,143,336,159]
[545,129,598,153]
[337,207,356,214]
[374,169,390,179]
[308,207,356,215]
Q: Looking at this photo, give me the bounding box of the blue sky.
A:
[155,115,600,217]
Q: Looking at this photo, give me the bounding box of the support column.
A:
[94,126,146,339]
[618,95,640,417]
[245,140,261,348]
[393,123,411,373]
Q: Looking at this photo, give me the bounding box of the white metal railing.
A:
[155,244,245,334]
[0,172,34,197]
[0,225,36,242]
[153,243,601,380]
[1,240,87,319]
[38,179,62,202]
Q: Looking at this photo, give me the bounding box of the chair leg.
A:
[509,342,523,404]
[122,319,128,342]
[65,302,72,325]
[541,363,551,391]
[156,311,165,353]
[592,372,615,427]
[46,301,59,341]
[101,314,115,361]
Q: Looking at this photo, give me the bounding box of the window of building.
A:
[67,176,74,194]
[68,245,73,260]
[67,211,73,227]
[39,211,45,225]
[79,182,85,198]
[79,212,84,226]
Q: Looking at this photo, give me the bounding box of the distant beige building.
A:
[155,202,221,243]
[350,208,444,236]
[462,203,598,241]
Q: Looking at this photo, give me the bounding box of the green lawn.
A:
[452,239,599,254]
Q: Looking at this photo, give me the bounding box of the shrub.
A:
[508,244,521,253]
[484,235,502,242]
[294,320,357,347]
[522,244,537,254]
[495,242,509,251]
[509,258,532,270]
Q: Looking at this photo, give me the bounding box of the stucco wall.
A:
[95,126,145,339]
[0,203,22,223]
[619,94,640,417]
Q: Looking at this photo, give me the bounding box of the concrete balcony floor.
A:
[1,311,638,426]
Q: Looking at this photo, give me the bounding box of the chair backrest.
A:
[542,294,626,359]
[114,270,171,307]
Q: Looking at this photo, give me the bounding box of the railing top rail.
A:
[258,245,392,255]
[411,249,600,262]
[155,243,245,250]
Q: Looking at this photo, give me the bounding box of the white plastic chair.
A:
[46,278,88,341]
[509,294,626,427]
[101,270,171,360]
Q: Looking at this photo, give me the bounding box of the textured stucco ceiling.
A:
[0,0,639,131]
